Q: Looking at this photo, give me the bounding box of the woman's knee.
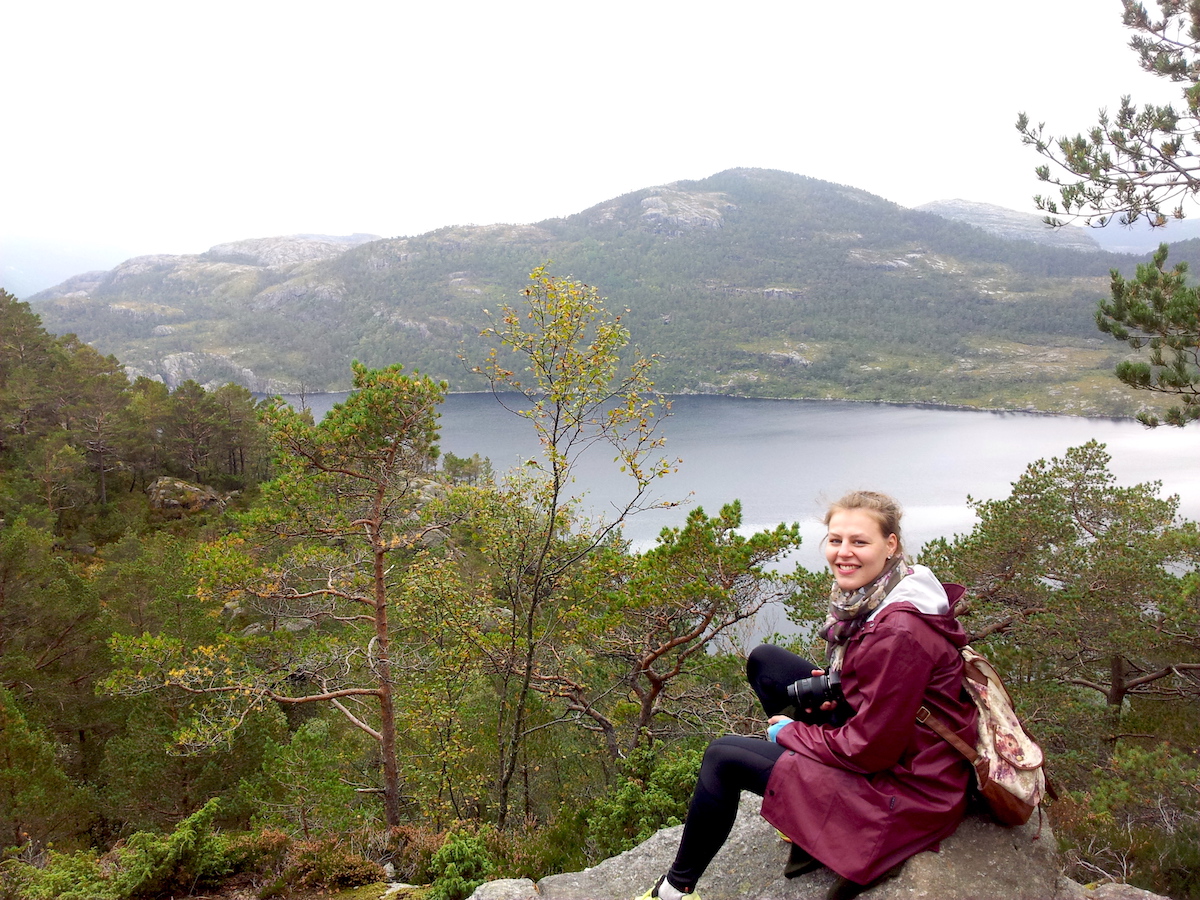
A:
[697,735,780,797]
[748,644,815,684]
[700,736,735,771]
[697,737,742,796]
[746,643,781,686]
[746,643,774,675]
[699,736,754,780]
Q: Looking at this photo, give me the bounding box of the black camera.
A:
[787,669,844,714]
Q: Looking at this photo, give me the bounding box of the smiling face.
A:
[824,508,900,592]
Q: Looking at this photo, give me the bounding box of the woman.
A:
[637,491,978,900]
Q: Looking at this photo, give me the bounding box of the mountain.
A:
[27,169,1166,417]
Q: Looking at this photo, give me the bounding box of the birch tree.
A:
[470,266,677,826]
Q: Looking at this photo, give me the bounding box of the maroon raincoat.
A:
[760,587,978,884]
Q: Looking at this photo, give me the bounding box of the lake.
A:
[282,392,1200,574]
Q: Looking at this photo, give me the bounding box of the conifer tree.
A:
[107,362,447,827]
[0,686,92,850]
[1018,2,1200,425]
[921,441,1199,755]
[1098,243,1200,425]
[1019,2,1200,228]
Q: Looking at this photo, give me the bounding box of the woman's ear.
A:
[886,533,899,558]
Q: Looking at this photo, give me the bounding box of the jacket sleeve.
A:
[776,614,937,773]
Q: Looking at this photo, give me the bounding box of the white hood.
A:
[867,563,949,621]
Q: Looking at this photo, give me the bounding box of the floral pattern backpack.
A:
[918,646,1049,826]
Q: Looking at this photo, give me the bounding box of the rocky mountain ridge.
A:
[205,232,379,267]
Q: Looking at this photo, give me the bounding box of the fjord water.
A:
[292,392,1200,568]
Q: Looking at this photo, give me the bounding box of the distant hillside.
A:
[29,168,1169,417]
[0,237,142,298]
[918,198,1200,255]
[1080,217,1200,255]
[916,200,1102,252]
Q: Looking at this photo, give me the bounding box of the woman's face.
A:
[824,509,899,592]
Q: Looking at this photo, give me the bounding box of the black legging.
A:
[667,645,818,891]
[747,643,819,718]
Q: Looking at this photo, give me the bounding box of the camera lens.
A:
[787,671,843,710]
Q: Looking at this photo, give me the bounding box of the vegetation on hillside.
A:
[1,281,1197,899]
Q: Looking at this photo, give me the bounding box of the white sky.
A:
[3,0,1182,259]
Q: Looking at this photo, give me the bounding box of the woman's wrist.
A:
[768,716,794,743]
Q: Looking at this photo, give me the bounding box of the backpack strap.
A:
[917,705,990,785]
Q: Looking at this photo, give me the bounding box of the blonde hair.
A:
[824,490,904,557]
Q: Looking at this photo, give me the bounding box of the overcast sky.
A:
[3,0,1181,261]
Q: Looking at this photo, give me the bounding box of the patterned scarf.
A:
[820,556,910,673]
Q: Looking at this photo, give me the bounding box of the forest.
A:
[1,272,1198,900]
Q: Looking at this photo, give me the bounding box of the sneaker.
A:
[635,874,699,900]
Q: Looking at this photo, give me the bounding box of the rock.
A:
[146,477,227,513]
[637,188,737,235]
[129,350,262,391]
[1090,885,1175,900]
[470,878,539,900]
[768,351,811,368]
[206,234,379,267]
[466,796,1171,900]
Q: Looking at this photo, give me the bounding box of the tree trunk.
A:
[1104,654,1128,759]
[97,446,107,505]
[496,636,534,829]
[374,540,402,827]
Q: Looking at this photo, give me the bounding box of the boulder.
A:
[469,880,539,900]
[468,796,1172,900]
[146,477,227,513]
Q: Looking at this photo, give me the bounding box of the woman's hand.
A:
[801,669,838,715]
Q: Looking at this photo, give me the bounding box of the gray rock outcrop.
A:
[146,477,228,513]
[638,189,737,236]
[469,796,1171,900]
[126,351,261,391]
[206,233,378,267]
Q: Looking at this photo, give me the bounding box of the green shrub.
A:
[116,826,382,899]
[109,797,231,899]
[585,746,702,860]
[0,851,118,900]
[0,799,230,900]
[427,831,494,900]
